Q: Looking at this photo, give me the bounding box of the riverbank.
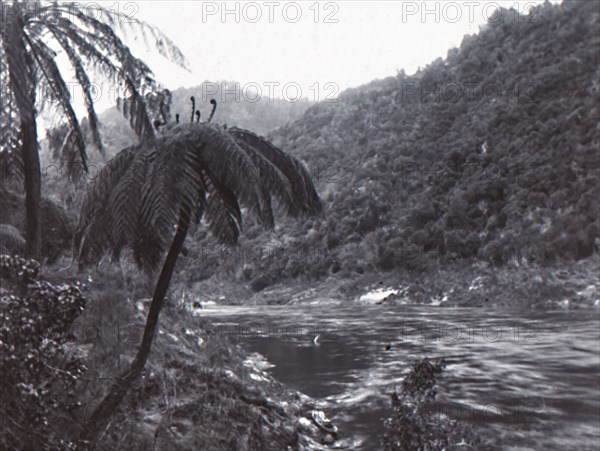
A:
[71,287,353,450]
[179,255,599,310]
[30,253,596,448]
[7,253,597,449]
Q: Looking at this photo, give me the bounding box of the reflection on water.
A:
[201,304,600,450]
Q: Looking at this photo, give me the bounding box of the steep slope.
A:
[270,0,599,268]
[177,0,599,292]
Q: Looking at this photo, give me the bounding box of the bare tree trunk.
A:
[79,208,191,444]
[5,11,42,261]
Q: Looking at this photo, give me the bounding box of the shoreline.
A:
[181,255,600,310]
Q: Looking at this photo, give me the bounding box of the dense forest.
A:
[3,0,598,298]
[1,1,598,448]
[167,0,599,301]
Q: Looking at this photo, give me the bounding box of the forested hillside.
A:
[177,0,599,292]
[8,1,598,294]
[171,82,313,134]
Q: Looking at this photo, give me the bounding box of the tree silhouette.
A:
[74,118,321,443]
[0,1,186,259]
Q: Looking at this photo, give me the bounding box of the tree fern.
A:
[0,1,187,257]
[75,122,321,270]
[76,119,321,443]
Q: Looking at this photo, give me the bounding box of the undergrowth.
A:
[382,358,478,450]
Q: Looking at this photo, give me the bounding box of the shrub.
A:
[0,255,87,450]
[381,358,477,450]
[0,224,26,255]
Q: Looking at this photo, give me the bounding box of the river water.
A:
[201,302,600,450]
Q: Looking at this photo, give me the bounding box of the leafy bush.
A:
[382,358,477,450]
[0,255,87,450]
[0,188,75,263]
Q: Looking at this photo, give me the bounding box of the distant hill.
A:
[92,81,313,158]
[176,0,600,291]
[170,83,314,134]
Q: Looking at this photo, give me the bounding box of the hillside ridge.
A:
[176,0,599,296]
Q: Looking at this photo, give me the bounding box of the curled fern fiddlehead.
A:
[207,98,217,123]
[190,96,195,123]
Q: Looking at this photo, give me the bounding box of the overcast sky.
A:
[132,1,560,96]
[52,0,561,117]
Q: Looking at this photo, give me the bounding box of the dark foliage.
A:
[382,358,477,450]
[0,188,75,263]
[0,255,87,450]
[196,0,599,289]
[75,122,321,272]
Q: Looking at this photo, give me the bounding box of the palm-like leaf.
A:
[1,1,186,257]
[228,127,322,216]
[75,123,322,271]
[0,1,187,170]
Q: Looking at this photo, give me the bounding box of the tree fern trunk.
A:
[80,208,191,444]
[21,115,42,260]
[5,11,42,260]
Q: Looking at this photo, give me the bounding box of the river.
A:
[201,302,600,450]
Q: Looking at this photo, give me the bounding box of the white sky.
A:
[52,0,562,116]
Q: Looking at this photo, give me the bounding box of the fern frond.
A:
[3,12,36,125]
[45,19,121,79]
[194,125,265,217]
[0,55,22,172]
[228,127,322,216]
[50,2,189,70]
[75,145,139,263]
[202,172,243,245]
[23,34,88,171]
[118,77,157,142]
[139,139,184,242]
[76,122,322,272]
[51,32,104,157]
[108,149,150,253]
[228,133,294,220]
